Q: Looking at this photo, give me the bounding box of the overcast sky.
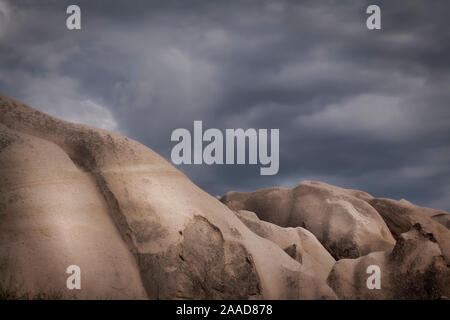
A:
[1,0,449,210]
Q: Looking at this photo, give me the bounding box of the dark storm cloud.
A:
[0,0,449,210]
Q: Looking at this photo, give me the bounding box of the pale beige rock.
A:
[221,182,395,259]
[433,214,450,229]
[369,198,450,263]
[398,199,450,229]
[0,94,335,299]
[235,210,335,287]
[327,223,450,299]
[0,123,148,299]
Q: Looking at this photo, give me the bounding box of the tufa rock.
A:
[221,182,395,259]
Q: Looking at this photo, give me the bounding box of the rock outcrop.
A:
[1,93,449,300]
[221,182,395,259]
[0,94,335,299]
[235,210,335,292]
[433,214,450,229]
[369,198,450,263]
[0,122,148,299]
[327,223,450,299]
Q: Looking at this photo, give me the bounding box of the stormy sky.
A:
[0,0,449,210]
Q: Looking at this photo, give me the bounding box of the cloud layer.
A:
[1,0,449,210]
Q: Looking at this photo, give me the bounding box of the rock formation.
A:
[0,94,335,300]
[369,198,450,263]
[221,182,395,259]
[1,93,449,300]
[327,223,450,299]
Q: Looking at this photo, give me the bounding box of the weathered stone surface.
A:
[3,93,449,300]
[0,94,335,299]
[369,198,450,263]
[0,123,147,299]
[221,182,395,259]
[433,213,450,229]
[327,224,450,299]
[235,210,335,290]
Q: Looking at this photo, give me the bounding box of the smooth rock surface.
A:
[2,93,448,300]
[0,123,147,299]
[235,210,335,287]
[0,94,335,299]
[221,182,395,259]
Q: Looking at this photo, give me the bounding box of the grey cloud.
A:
[1,0,449,210]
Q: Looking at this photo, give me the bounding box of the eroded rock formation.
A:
[1,94,449,300]
[0,94,335,299]
[221,182,395,259]
[327,223,450,299]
